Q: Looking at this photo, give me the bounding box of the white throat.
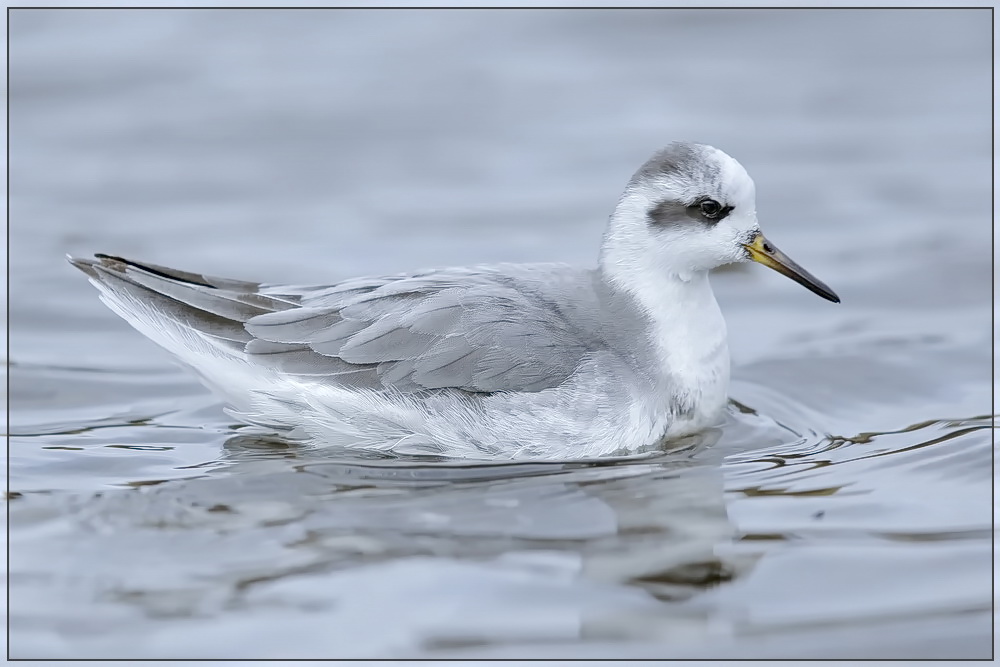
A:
[600,242,731,431]
[605,264,727,367]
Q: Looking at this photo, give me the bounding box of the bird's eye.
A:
[699,199,722,218]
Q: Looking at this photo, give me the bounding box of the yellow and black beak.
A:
[742,232,840,303]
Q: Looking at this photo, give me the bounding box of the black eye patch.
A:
[648,197,733,227]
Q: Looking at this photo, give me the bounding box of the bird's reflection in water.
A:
[212,424,754,620]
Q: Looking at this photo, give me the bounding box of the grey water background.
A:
[7,8,993,660]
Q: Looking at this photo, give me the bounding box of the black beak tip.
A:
[806,281,840,303]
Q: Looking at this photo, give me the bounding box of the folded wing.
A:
[70,255,595,394]
[249,266,594,392]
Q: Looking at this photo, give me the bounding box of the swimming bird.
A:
[69,142,839,459]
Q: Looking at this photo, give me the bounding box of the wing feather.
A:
[242,266,596,393]
[245,308,343,343]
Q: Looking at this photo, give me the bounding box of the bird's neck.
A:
[599,234,722,332]
[598,254,729,412]
[602,265,725,352]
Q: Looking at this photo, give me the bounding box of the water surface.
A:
[8,8,993,659]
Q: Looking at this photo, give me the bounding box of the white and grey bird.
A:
[69,142,839,460]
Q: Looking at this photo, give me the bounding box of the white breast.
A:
[640,271,732,439]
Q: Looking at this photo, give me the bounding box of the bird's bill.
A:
[742,232,840,303]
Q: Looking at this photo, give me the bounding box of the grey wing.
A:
[247,266,597,393]
[68,254,597,394]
